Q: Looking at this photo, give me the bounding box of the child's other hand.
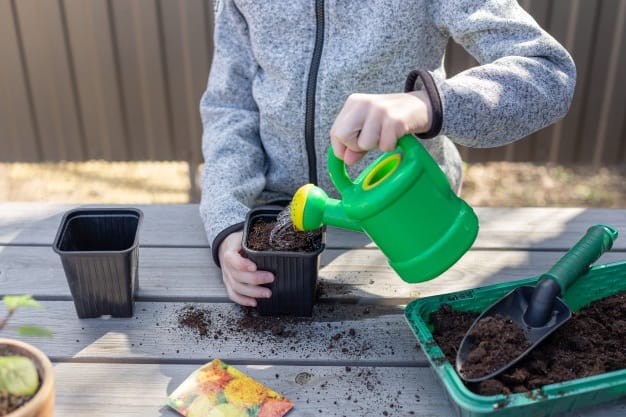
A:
[330,91,432,165]
[218,231,274,307]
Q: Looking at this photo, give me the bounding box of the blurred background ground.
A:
[1,161,625,208]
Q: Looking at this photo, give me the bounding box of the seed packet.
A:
[167,358,294,417]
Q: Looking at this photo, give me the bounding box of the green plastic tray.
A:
[405,260,626,417]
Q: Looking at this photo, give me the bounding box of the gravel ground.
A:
[462,162,626,208]
[1,161,625,208]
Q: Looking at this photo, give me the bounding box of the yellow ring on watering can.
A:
[291,183,313,230]
[362,153,402,191]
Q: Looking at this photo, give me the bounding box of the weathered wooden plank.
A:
[0,203,210,247]
[2,245,624,303]
[52,362,626,417]
[2,204,626,250]
[471,207,626,250]
[7,301,423,365]
[53,363,464,417]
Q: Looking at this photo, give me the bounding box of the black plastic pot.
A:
[53,208,143,318]
[242,206,325,316]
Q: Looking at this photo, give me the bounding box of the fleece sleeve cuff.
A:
[404,69,443,139]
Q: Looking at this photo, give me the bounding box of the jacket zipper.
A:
[304,0,325,185]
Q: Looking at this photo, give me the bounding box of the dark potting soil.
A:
[429,292,626,396]
[247,217,322,252]
[175,304,374,356]
[0,391,31,417]
[458,314,531,380]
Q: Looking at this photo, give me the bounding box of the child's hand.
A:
[217,231,274,307]
[330,91,432,165]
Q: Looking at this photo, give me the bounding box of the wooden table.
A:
[1,202,626,417]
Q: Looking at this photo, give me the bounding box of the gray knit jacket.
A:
[200,0,576,263]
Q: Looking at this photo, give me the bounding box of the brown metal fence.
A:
[0,0,213,165]
[1,0,625,166]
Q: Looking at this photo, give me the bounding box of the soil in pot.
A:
[429,292,626,396]
[0,347,39,416]
[247,206,322,252]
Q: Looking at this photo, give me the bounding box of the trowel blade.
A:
[456,286,571,382]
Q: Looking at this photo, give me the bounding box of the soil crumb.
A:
[178,305,212,337]
[174,304,379,358]
[429,292,626,395]
[459,314,531,380]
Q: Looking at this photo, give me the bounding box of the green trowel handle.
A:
[327,134,416,194]
[542,224,618,293]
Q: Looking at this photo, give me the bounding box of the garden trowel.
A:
[456,224,618,382]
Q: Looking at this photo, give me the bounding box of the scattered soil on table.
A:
[174,304,408,417]
[174,303,417,416]
[459,314,531,380]
[177,305,213,337]
[246,207,322,252]
[175,304,379,357]
[429,293,626,395]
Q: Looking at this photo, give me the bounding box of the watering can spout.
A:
[291,184,362,232]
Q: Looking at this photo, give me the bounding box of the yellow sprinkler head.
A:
[290,184,328,231]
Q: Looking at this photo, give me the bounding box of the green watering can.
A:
[290,134,479,283]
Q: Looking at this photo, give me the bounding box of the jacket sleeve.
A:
[428,0,576,147]
[199,0,266,254]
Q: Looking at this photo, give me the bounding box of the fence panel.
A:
[454,0,626,165]
[0,0,623,166]
[0,0,39,161]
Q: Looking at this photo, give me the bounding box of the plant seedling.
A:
[0,295,52,396]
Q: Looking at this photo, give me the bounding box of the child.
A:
[199,1,576,307]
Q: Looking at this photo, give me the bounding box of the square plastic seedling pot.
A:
[53,208,143,318]
[404,260,626,417]
[242,207,325,317]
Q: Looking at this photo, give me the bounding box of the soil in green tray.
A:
[429,292,626,396]
[458,314,531,380]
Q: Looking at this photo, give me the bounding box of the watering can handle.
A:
[327,134,416,195]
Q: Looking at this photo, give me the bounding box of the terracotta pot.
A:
[0,338,55,417]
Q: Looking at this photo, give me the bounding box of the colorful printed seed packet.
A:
[167,359,294,417]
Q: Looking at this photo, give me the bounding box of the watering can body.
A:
[291,135,479,283]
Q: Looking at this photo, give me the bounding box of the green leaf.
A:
[18,326,53,338]
[3,295,42,311]
[0,356,40,396]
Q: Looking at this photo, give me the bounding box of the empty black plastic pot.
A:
[53,208,143,318]
[242,206,325,316]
